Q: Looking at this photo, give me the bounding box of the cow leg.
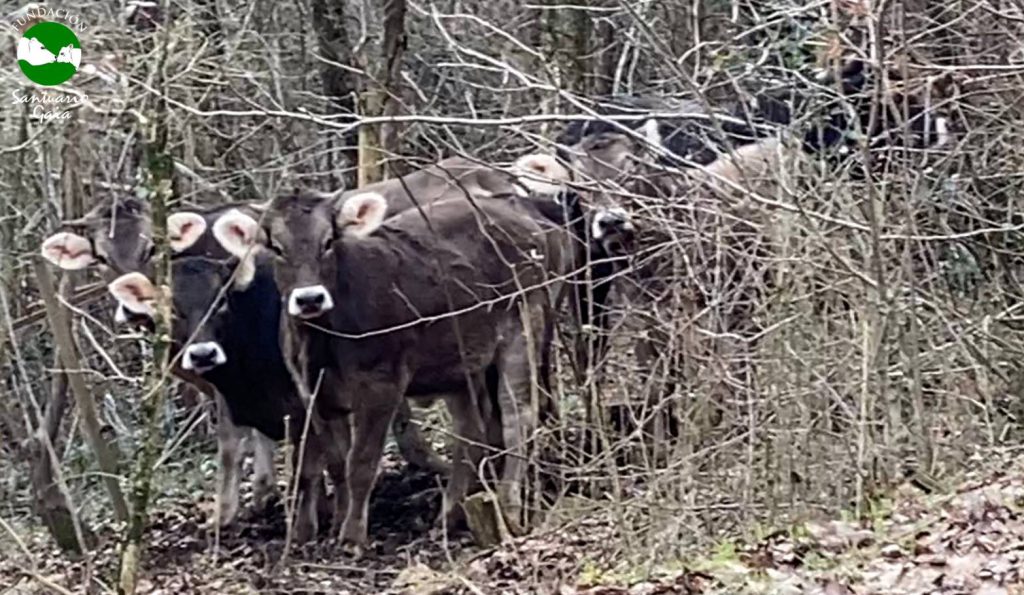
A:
[494,306,545,534]
[215,395,244,527]
[340,386,403,546]
[391,400,450,475]
[324,416,351,536]
[251,430,277,512]
[440,386,488,526]
[292,442,325,544]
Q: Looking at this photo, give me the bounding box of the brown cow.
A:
[104,152,570,539]
[344,154,568,210]
[211,184,574,544]
[39,198,452,526]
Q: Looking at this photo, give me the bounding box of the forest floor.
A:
[2,446,1024,594]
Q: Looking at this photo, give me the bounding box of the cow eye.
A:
[321,236,333,254]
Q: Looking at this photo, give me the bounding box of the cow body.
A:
[556,61,952,454]
[215,188,573,544]
[344,156,549,211]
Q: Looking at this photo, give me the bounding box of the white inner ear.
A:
[40,231,96,270]
[212,209,259,259]
[108,272,157,317]
[168,212,207,253]
[512,154,570,197]
[338,192,387,238]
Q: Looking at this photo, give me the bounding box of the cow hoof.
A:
[218,501,239,528]
[339,521,368,549]
[293,517,318,544]
[437,502,467,531]
[505,515,526,537]
[339,541,366,558]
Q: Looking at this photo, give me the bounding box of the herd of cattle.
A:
[36,60,952,545]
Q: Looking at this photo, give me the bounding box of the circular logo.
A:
[17,22,81,86]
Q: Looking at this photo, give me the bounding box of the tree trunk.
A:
[26,359,91,554]
[543,1,593,96]
[357,0,407,186]
[117,12,176,594]
[35,260,129,523]
[20,103,93,555]
[312,0,358,188]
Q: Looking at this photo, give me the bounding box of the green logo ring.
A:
[17,21,81,86]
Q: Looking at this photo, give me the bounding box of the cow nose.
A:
[598,212,626,231]
[184,342,226,371]
[592,209,636,256]
[298,293,324,307]
[592,209,634,237]
[288,285,335,318]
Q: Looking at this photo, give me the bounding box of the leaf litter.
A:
[3,449,1024,593]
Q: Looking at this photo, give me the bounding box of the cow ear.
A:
[108,272,157,318]
[337,192,387,238]
[40,231,96,270]
[212,209,261,259]
[167,212,207,253]
[512,154,571,197]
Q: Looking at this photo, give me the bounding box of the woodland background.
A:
[2,0,1024,592]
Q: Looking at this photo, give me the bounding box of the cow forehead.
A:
[269,194,335,238]
[173,258,232,305]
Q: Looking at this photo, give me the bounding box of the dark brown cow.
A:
[40,199,452,527]
[98,153,571,539]
[552,73,954,447]
[212,185,574,544]
[39,199,281,526]
[108,253,342,542]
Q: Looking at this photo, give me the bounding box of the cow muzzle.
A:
[592,208,636,256]
[288,285,335,319]
[183,341,227,372]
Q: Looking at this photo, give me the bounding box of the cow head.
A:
[213,190,387,320]
[554,118,661,262]
[557,124,658,185]
[108,256,237,373]
[40,197,153,276]
[510,154,572,197]
[44,199,219,334]
[589,206,636,257]
[40,198,213,278]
